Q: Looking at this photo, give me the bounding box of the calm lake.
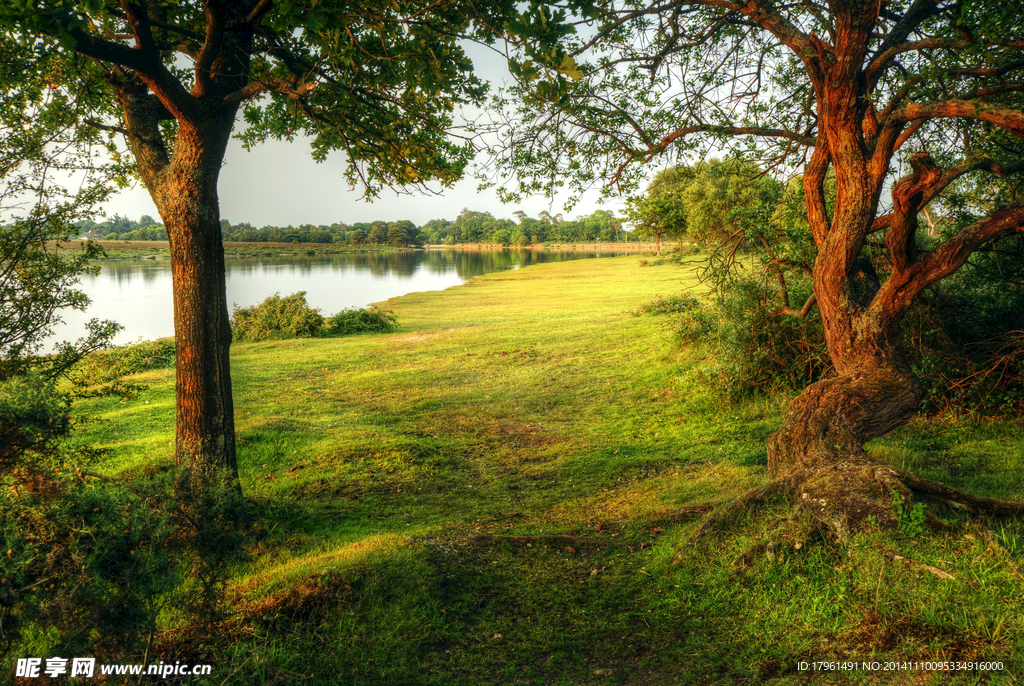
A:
[50,247,636,348]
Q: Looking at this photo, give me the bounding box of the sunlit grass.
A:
[68,252,1024,684]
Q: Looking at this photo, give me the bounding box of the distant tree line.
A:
[76,208,637,245]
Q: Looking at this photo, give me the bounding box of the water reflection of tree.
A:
[100,249,624,292]
[103,263,165,286]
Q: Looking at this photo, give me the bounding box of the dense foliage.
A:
[230,292,399,342]
[324,308,399,336]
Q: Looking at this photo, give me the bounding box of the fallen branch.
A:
[876,544,955,580]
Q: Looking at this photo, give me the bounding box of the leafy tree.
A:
[387,220,418,247]
[107,213,135,236]
[491,0,1024,533]
[2,0,585,487]
[2,41,242,661]
[492,228,513,245]
[520,216,548,243]
[367,221,389,245]
[679,159,774,245]
[1,38,121,383]
[421,218,451,244]
[625,196,684,255]
[307,228,333,244]
[583,209,622,242]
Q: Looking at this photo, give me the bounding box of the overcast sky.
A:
[100,42,632,228]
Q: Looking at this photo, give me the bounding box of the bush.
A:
[230,293,399,341]
[713,278,830,399]
[636,278,830,400]
[325,307,399,335]
[0,371,71,472]
[901,238,1024,417]
[1,460,251,659]
[644,249,1024,414]
[71,338,176,386]
[632,293,701,316]
[668,300,718,345]
[231,291,325,342]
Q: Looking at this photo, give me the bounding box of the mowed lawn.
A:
[70,253,1024,685]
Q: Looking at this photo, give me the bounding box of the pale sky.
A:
[100,42,631,228]
[101,134,625,228]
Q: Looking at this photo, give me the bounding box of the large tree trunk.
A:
[762,222,1024,535]
[766,349,923,537]
[146,117,239,486]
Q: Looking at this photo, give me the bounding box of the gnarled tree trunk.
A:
[766,333,922,537]
[760,148,1024,536]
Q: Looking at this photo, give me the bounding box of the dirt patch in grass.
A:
[495,422,571,449]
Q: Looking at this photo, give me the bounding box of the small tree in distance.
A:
[625,196,684,255]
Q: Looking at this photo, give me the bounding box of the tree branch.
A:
[891,100,1024,138]
[655,125,815,154]
[195,0,226,96]
[867,0,946,87]
[871,158,1024,232]
[241,0,274,25]
[64,25,199,123]
[82,118,129,136]
[776,292,817,319]
[221,77,317,106]
[874,199,1024,313]
[885,152,941,272]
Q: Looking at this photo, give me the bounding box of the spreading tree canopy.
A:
[488,0,1024,535]
[0,0,581,490]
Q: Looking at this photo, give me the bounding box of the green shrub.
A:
[713,277,830,399]
[71,338,176,386]
[668,300,718,345]
[632,293,701,316]
[1,371,248,659]
[1,463,251,659]
[231,291,325,342]
[0,371,71,471]
[325,307,399,335]
[230,293,398,341]
[636,278,830,400]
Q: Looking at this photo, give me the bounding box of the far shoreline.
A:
[50,239,663,256]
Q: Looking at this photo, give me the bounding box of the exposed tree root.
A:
[688,480,792,543]
[898,470,1024,517]
[688,461,1024,543]
[599,504,716,530]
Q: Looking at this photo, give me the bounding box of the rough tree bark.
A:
[92,3,259,485]
[155,123,237,480]
[762,86,1024,536]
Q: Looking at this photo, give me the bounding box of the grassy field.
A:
[69,254,1024,685]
